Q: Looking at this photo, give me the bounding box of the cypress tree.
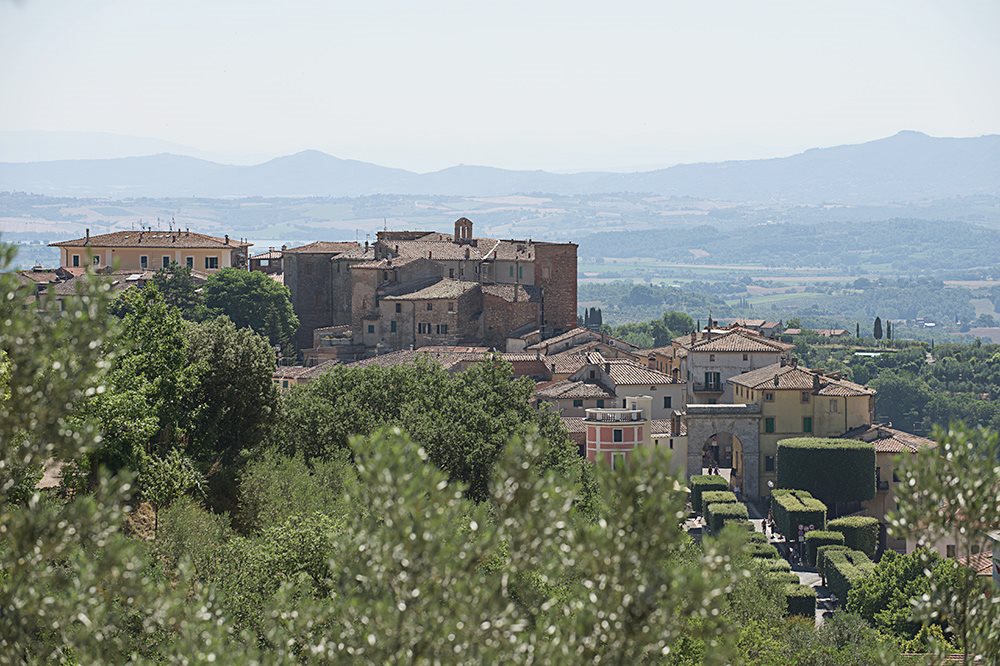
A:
[873,317,883,340]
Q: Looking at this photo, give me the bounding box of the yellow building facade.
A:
[51,229,251,273]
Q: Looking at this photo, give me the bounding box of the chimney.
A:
[774,375,780,387]
[85,228,90,244]
[225,234,230,245]
[281,244,287,251]
[780,358,787,367]
[365,240,369,251]
[690,331,696,344]
[604,362,610,374]
[813,374,821,391]
[550,362,556,373]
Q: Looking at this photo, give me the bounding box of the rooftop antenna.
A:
[383,218,388,232]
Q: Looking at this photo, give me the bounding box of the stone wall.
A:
[533,242,578,336]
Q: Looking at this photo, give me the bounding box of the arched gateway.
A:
[685,404,762,500]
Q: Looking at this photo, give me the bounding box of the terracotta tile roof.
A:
[545,342,600,374]
[526,327,594,351]
[841,424,936,453]
[481,283,542,303]
[688,330,793,353]
[605,359,682,386]
[51,230,251,249]
[730,362,875,396]
[536,380,614,400]
[251,249,283,260]
[16,269,64,284]
[498,352,545,362]
[273,365,313,379]
[650,419,687,437]
[956,551,994,577]
[382,278,479,301]
[283,241,359,254]
[783,328,803,335]
[300,360,340,379]
[350,349,471,370]
[729,318,767,327]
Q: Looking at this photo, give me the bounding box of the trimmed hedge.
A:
[706,502,749,534]
[825,549,875,603]
[816,545,851,582]
[771,489,827,540]
[701,490,738,523]
[827,516,880,559]
[747,531,768,544]
[749,543,781,559]
[689,475,729,513]
[766,571,800,585]
[804,530,846,566]
[785,583,817,618]
[760,558,792,573]
[776,438,876,504]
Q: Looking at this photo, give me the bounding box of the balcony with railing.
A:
[584,408,644,423]
[692,381,724,393]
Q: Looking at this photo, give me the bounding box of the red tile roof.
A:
[730,362,874,396]
[536,380,614,400]
[283,241,359,254]
[51,230,251,249]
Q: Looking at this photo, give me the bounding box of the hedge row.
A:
[749,543,781,560]
[706,502,749,534]
[785,584,817,618]
[701,491,738,523]
[766,571,800,585]
[804,530,846,566]
[825,549,875,603]
[776,438,876,504]
[771,489,827,540]
[747,531,768,544]
[816,545,851,582]
[827,516,880,559]
[689,475,729,513]
[760,558,792,573]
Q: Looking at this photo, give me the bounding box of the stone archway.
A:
[685,404,762,500]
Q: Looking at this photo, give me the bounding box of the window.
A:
[946,544,956,558]
[205,256,219,269]
[572,399,583,408]
[448,302,455,313]
[367,324,375,334]
[801,391,811,403]
[803,417,813,433]
[395,303,402,313]
[542,266,551,279]
[140,255,149,269]
[449,268,454,278]
[589,370,596,379]
[709,354,716,362]
[765,392,774,401]
[622,398,627,408]
[765,455,775,472]
[436,324,448,334]
[282,380,289,389]
[93,255,101,266]
[509,265,514,277]
[596,399,605,408]
[892,470,900,483]
[704,371,721,391]
[418,323,431,334]
[426,302,433,311]
[765,417,775,433]
[613,429,623,443]
[518,265,523,279]
[612,452,626,471]
[390,320,397,333]
[669,438,674,450]
[186,256,194,269]
[743,353,749,361]
[830,399,840,413]
[972,544,981,555]
[663,396,672,409]
[72,254,80,267]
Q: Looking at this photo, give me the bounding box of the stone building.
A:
[284,218,578,356]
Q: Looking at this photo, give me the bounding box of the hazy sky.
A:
[2,0,999,171]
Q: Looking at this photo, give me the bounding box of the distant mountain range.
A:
[1,131,998,203]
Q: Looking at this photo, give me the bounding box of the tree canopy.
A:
[203,268,299,348]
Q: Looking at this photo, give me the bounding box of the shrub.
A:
[827,516,880,559]
[749,543,781,559]
[701,490,737,522]
[816,545,851,582]
[689,475,729,513]
[747,531,768,544]
[776,438,876,504]
[785,584,817,618]
[767,571,800,585]
[825,549,875,603]
[804,530,846,566]
[761,558,792,573]
[706,502,749,534]
[771,489,827,540]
